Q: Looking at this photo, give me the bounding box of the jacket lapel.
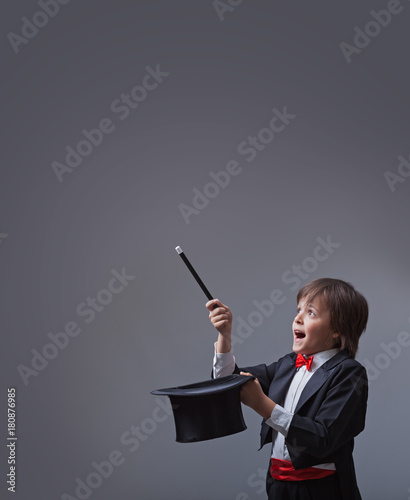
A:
[268,353,297,405]
[295,350,350,412]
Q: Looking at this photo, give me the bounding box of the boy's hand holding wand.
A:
[206,298,276,419]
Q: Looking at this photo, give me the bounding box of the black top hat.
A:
[151,374,254,443]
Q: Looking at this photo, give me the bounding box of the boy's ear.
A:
[331,331,342,348]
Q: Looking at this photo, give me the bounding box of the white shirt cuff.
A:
[213,342,236,378]
[265,404,293,437]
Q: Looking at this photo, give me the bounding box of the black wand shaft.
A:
[175,246,218,309]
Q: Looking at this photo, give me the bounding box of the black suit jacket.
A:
[235,350,368,500]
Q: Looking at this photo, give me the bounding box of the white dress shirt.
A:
[213,345,340,470]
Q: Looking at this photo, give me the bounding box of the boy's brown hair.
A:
[297,278,368,359]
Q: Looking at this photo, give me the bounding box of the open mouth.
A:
[294,330,306,340]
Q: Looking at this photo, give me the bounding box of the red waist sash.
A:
[270,458,336,481]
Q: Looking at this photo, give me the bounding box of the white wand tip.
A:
[175,246,183,254]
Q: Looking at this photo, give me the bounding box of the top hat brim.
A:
[151,374,254,397]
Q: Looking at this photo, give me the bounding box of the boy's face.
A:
[292,296,339,356]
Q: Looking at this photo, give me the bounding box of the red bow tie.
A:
[295,354,313,371]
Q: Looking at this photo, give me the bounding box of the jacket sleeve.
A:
[286,362,368,466]
[233,360,280,396]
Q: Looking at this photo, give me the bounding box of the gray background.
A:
[1,1,409,499]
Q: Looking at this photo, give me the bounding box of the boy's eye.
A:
[309,310,315,317]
